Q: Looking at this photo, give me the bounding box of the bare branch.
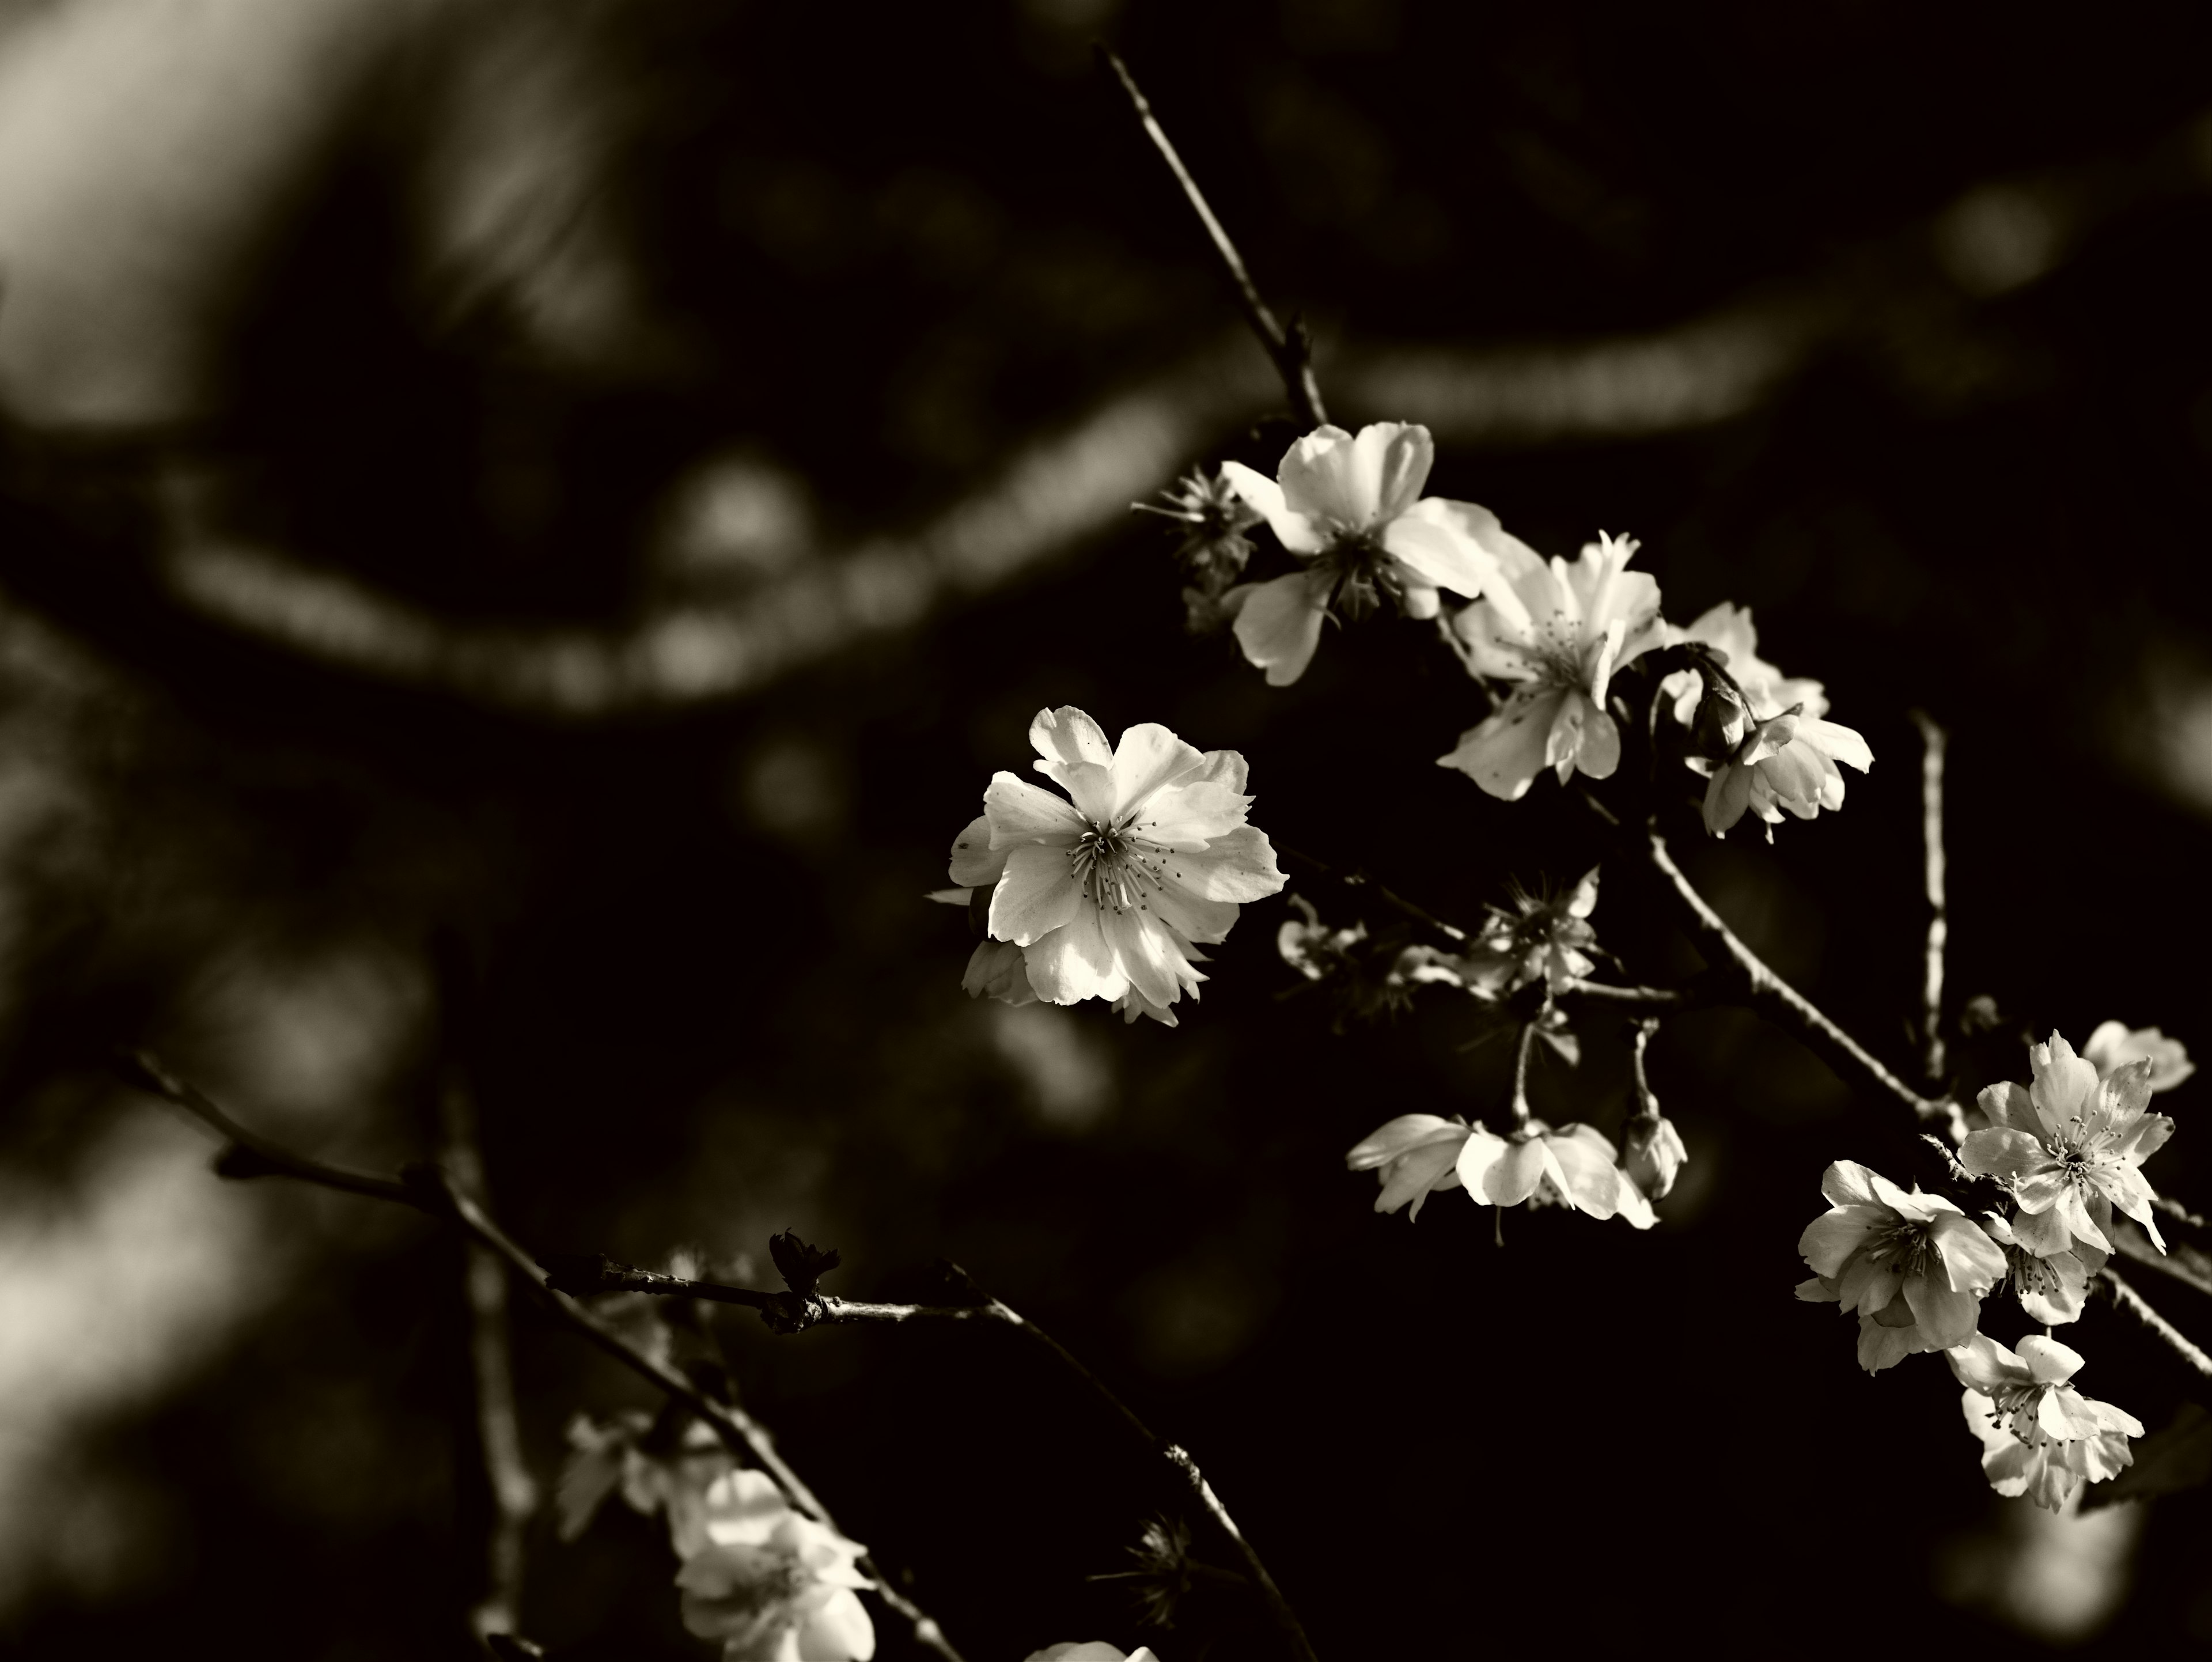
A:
[1911,711,1948,1085]
[1099,47,1327,431]
[118,1054,967,1662]
[2104,1267,2212,1384]
[1641,832,1957,1129]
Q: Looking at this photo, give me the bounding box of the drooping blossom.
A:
[1980,1210,2096,1326]
[676,1469,876,1662]
[945,708,1285,1027]
[1795,1160,2006,1373]
[2082,1020,2196,1093]
[1460,1119,1654,1228]
[1219,422,1505,685]
[1700,709,1873,839]
[1438,532,1665,799]
[1949,1332,2143,1511]
[1347,1114,1475,1221]
[1621,1109,1689,1202]
[1960,1032,2175,1256]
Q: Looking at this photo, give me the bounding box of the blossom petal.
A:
[949,815,1008,888]
[2015,1333,2086,1386]
[1543,1129,1622,1217]
[984,772,1084,848]
[1439,690,1565,800]
[1101,905,1192,1011]
[1820,1161,1886,1210]
[2009,1202,2075,1258]
[1480,1137,1549,1206]
[1377,1138,1469,1218]
[797,1587,877,1661]
[1347,1115,1470,1170]
[1931,1213,2009,1292]
[1219,460,1326,555]
[1381,511,1494,599]
[1902,1275,1981,1350]
[1232,571,1332,687]
[1107,724,1209,821]
[962,940,1036,1005]
[988,843,1083,946]
[1158,823,1285,906]
[1455,1129,1510,1195]
[1959,1127,2047,1182]
[2029,1033,2099,1128]
[1798,1205,1884,1276]
[1022,907,1128,1005]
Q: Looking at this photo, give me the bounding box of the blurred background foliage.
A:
[0,0,2211,1655]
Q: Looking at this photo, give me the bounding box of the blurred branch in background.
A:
[6,98,2194,721]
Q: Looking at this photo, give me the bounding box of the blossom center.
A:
[1069,818,1173,915]
[1863,1218,1936,1277]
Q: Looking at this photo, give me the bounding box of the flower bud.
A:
[1620,1110,1687,1201]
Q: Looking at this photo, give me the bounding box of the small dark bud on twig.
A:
[767,1230,840,1298]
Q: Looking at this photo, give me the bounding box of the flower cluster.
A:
[945,707,1285,1027]
[1951,1333,2144,1512]
[1794,1031,2175,1507]
[1347,1112,1654,1229]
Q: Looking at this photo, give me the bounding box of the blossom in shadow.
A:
[1346,1113,1474,1221]
[948,708,1284,1026]
[1961,1032,2175,1256]
[676,1470,876,1662]
[1438,532,1664,798]
[1950,1332,2143,1512]
[1219,422,1506,684]
[1700,707,1872,839]
[1796,1160,2006,1372]
[2082,1020,2195,1093]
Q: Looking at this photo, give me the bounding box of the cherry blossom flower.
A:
[1459,1119,1655,1228]
[1796,1160,2006,1373]
[948,708,1285,1026]
[1438,532,1665,799]
[676,1470,876,1662]
[1980,1210,2097,1326]
[1960,1032,2176,1256]
[1347,1114,1473,1221]
[1700,709,1873,839]
[558,1411,732,1550]
[1449,870,1603,998]
[2083,1020,2195,1093]
[1022,1646,1160,1662]
[1218,422,1506,684]
[1949,1332,2143,1511]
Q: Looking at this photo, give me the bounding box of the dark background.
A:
[0,0,2209,1656]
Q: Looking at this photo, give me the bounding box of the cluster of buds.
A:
[1795,1028,2179,1509]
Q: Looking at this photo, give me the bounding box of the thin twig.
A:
[438,1072,537,1642]
[1099,48,1328,430]
[2104,1267,2212,1383]
[118,1053,967,1662]
[558,1255,1322,1662]
[1641,832,1957,1129]
[1911,711,1948,1085]
[1559,976,1707,1012]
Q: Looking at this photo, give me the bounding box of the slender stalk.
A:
[438,1073,537,1642]
[1099,48,1328,430]
[118,1053,965,1662]
[1629,1018,1662,1115]
[1911,711,1948,1085]
[1641,832,1957,1129]
[2104,1268,2212,1383]
[1510,1020,1537,1125]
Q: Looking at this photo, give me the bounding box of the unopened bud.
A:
[1620,1111,1688,1201]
